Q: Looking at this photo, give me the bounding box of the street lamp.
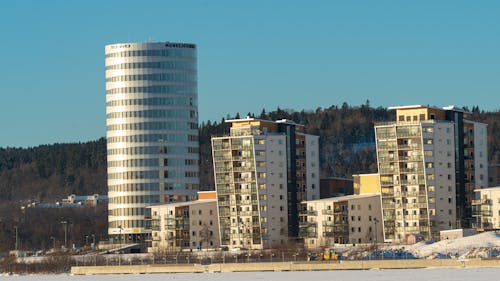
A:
[373,218,379,245]
[14,226,18,251]
[61,221,68,248]
[119,225,123,248]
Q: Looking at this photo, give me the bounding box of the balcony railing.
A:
[322,209,334,215]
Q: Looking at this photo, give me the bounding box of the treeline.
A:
[0,138,107,203]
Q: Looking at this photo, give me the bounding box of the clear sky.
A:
[0,0,499,147]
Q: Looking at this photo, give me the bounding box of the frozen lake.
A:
[3,268,500,281]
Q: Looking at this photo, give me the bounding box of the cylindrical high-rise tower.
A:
[105,42,199,241]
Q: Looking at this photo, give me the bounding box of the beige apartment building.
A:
[374,105,488,242]
[301,194,383,248]
[147,191,220,252]
[472,187,500,230]
[212,117,319,249]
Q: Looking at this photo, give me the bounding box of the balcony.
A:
[398,156,423,162]
[398,144,422,150]
[381,181,395,186]
[333,226,349,234]
[322,231,335,237]
[322,209,334,215]
[322,221,335,227]
[304,210,318,216]
[480,210,493,216]
[400,179,425,185]
[214,167,232,173]
[378,145,398,151]
[399,168,423,174]
[212,144,230,150]
[299,221,317,228]
[396,132,421,138]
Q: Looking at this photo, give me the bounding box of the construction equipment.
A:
[321,248,338,260]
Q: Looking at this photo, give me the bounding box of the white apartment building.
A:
[105,42,200,241]
[212,118,319,249]
[375,105,488,242]
[147,192,219,252]
[301,194,383,249]
[472,187,500,230]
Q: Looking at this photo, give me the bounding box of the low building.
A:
[62,194,107,207]
[440,229,477,240]
[147,191,220,253]
[472,186,500,230]
[353,173,380,195]
[300,194,383,249]
[406,233,425,244]
[320,177,354,198]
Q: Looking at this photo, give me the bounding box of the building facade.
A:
[105,42,199,241]
[374,105,488,242]
[319,177,354,198]
[353,173,380,195]
[211,118,319,249]
[148,191,219,252]
[472,187,500,230]
[301,194,383,248]
[488,165,500,187]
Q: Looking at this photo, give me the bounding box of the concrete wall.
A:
[72,258,500,275]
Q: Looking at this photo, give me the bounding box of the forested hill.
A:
[0,139,107,203]
[1,104,499,204]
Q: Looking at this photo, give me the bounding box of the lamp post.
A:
[119,225,123,248]
[61,221,68,248]
[373,218,379,245]
[118,226,123,266]
[14,226,18,251]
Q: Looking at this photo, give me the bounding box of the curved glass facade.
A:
[105,42,199,240]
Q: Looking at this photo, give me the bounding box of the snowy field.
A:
[3,268,500,281]
[340,231,500,260]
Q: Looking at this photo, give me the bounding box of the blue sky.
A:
[0,1,499,147]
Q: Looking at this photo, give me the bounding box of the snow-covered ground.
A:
[393,231,500,259]
[339,231,500,260]
[3,268,500,281]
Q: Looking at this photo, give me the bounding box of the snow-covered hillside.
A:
[338,231,500,260]
[405,231,500,259]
